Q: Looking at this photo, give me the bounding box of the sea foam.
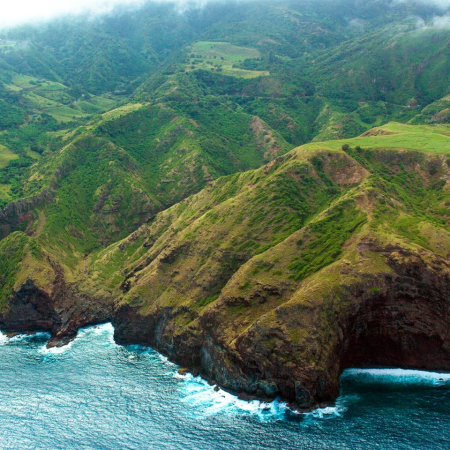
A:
[39,339,74,355]
[342,368,450,387]
[176,373,349,421]
[39,323,114,355]
[0,331,8,345]
[176,373,290,421]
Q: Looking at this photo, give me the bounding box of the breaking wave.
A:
[175,372,289,421]
[0,331,8,345]
[342,368,450,388]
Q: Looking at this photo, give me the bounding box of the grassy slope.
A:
[84,122,450,302]
[1,0,450,303]
[0,83,291,275]
[3,120,448,300]
[73,122,449,406]
[0,144,17,168]
[306,122,450,153]
[187,41,270,78]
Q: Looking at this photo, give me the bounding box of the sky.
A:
[1,0,450,29]
[0,0,148,28]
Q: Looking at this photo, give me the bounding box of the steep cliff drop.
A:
[110,240,450,410]
[2,139,450,410]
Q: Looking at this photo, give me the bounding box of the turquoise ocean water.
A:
[0,324,449,449]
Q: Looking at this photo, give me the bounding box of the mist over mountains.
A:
[3,0,450,29]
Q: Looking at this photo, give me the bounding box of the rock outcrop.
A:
[0,188,54,239]
[110,240,450,409]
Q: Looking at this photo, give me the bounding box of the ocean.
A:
[0,323,449,450]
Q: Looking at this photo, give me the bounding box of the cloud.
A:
[407,11,450,29]
[348,18,367,32]
[0,0,149,28]
[422,0,450,7]
[392,0,450,9]
[0,0,231,28]
[431,13,450,26]
[6,0,450,31]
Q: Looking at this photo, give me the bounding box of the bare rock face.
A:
[112,241,450,410]
[0,270,113,348]
[0,189,54,239]
[1,279,59,334]
[340,247,450,372]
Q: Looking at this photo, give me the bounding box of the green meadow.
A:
[187,41,269,79]
[303,122,450,154]
[0,144,18,168]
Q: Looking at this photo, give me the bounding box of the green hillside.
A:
[92,122,450,407]
[1,0,450,209]
[2,121,450,408]
[1,0,450,410]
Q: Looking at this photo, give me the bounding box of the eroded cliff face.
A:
[1,143,450,410]
[110,240,450,409]
[340,246,450,371]
[0,249,113,347]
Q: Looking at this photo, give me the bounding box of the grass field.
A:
[24,92,60,109]
[99,103,146,122]
[0,144,18,168]
[186,41,269,79]
[88,96,118,110]
[36,81,66,91]
[3,73,118,123]
[6,75,67,95]
[45,105,90,122]
[303,122,450,154]
[10,74,39,89]
[26,148,42,160]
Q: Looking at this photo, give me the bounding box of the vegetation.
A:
[0,0,449,205]
[2,0,450,361]
[187,41,269,78]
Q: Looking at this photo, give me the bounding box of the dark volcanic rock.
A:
[110,242,450,410]
[0,269,114,348]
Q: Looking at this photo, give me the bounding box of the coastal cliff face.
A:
[111,242,450,408]
[0,232,113,346]
[1,278,113,347]
[2,125,450,409]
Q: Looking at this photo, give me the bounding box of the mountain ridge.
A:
[2,122,450,408]
[2,0,450,410]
